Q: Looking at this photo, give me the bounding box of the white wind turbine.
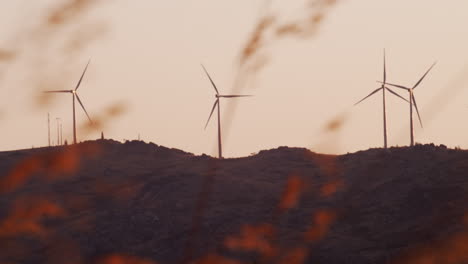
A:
[380,62,437,146]
[355,50,408,149]
[202,64,252,159]
[44,61,93,144]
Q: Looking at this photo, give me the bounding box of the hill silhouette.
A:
[0,140,467,264]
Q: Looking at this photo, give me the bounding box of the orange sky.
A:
[1,0,468,157]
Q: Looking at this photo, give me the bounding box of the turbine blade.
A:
[386,87,409,103]
[204,99,219,129]
[201,64,219,95]
[383,49,386,84]
[354,87,382,106]
[412,94,423,128]
[75,94,92,123]
[219,95,253,98]
[44,90,72,93]
[75,59,91,91]
[413,61,437,89]
[377,81,409,91]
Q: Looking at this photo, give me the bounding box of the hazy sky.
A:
[1,0,468,157]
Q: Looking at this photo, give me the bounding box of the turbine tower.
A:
[60,122,63,145]
[44,61,93,144]
[47,113,51,147]
[202,64,252,159]
[354,50,408,149]
[56,118,61,146]
[381,62,436,146]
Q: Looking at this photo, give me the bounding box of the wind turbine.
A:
[44,61,93,144]
[354,50,408,149]
[202,64,252,159]
[380,62,436,146]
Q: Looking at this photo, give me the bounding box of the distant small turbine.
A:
[44,60,93,144]
[47,113,51,147]
[354,50,408,149]
[202,64,252,159]
[380,62,437,146]
[60,123,63,145]
[56,118,61,146]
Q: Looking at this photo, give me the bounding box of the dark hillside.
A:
[0,141,467,263]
